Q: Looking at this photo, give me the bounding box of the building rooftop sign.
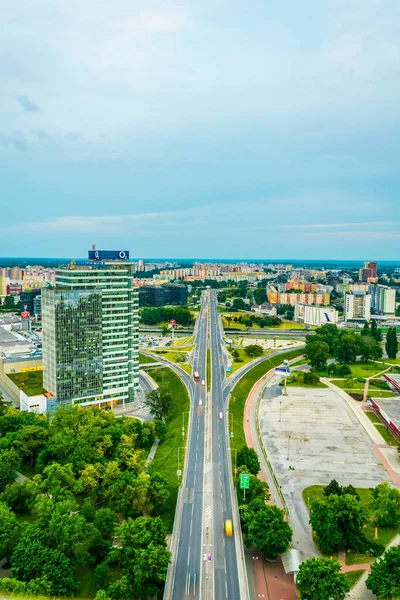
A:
[88,250,129,262]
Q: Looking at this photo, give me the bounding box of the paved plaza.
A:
[259,386,388,559]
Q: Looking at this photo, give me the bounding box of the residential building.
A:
[344,291,371,322]
[33,294,42,320]
[42,251,139,409]
[295,304,338,326]
[267,286,330,306]
[369,284,396,317]
[359,261,378,283]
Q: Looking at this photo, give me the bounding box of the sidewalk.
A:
[243,366,299,599]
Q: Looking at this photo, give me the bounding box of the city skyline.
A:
[2,1,400,258]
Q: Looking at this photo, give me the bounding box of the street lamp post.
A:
[232,448,237,474]
[177,446,185,482]
[287,434,291,461]
[229,412,234,439]
[279,400,282,422]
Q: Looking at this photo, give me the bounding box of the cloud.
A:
[19,212,173,235]
[64,132,83,142]
[307,231,400,240]
[0,131,27,151]
[133,8,190,32]
[17,96,40,112]
[31,128,52,142]
[279,221,398,230]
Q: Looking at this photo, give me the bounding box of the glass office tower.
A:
[42,259,139,408]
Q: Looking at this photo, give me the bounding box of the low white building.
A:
[295,303,338,326]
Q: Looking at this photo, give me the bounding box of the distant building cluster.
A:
[159,262,269,283]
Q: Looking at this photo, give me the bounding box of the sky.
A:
[1,0,400,260]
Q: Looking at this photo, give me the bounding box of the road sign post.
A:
[240,473,250,500]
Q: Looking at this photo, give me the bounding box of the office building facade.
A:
[138,283,188,307]
[344,291,371,322]
[43,255,139,408]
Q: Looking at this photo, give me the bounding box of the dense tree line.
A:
[304,323,383,370]
[140,306,193,326]
[0,399,171,598]
[386,327,399,360]
[225,313,281,328]
[234,447,292,560]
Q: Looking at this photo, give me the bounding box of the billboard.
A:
[88,250,129,261]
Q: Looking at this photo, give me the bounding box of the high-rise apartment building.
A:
[42,251,139,409]
[369,284,396,316]
[344,291,371,322]
[359,261,378,283]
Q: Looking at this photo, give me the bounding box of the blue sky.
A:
[1,0,400,259]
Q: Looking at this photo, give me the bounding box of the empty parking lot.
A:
[259,385,387,558]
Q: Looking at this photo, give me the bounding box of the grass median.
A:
[139,352,158,364]
[228,348,303,455]
[147,366,190,533]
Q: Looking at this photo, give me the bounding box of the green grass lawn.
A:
[7,371,46,396]
[148,367,190,533]
[152,350,192,374]
[207,348,211,392]
[227,348,270,376]
[139,352,158,364]
[229,348,303,455]
[344,570,365,588]
[285,372,328,388]
[302,484,399,565]
[365,411,400,446]
[365,411,381,424]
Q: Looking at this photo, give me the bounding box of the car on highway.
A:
[225,519,233,537]
[201,379,205,385]
[199,399,202,406]
[218,411,223,419]
[139,403,146,409]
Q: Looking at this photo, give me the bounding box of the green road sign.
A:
[240,474,250,490]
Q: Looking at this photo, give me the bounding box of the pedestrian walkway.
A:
[363,366,392,402]
[145,439,160,466]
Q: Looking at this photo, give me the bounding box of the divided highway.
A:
[169,294,207,599]
[167,291,248,599]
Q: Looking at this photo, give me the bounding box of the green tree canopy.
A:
[304,338,330,370]
[366,545,400,599]
[372,481,400,527]
[0,501,21,563]
[236,446,261,476]
[243,500,292,559]
[296,556,350,600]
[146,386,174,421]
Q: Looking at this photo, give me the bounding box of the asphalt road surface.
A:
[170,294,208,599]
[209,291,241,599]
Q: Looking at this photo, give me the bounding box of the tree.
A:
[232,298,245,311]
[358,335,383,361]
[310,494,370,554]
[304,339,330,370]
[0,448,21,492]
[296,556,350,600]
[244,502,292,559]
[146,386,173,421]
[334,332,359,364]
[11,524,79,596]
[161,325,169,336]
[371,319,383,342]
[236,446,260,476]
[366,546,400,599]
[361,321,370,337]
[39,462,77,501]
[323,479,342,497]
[113,516,171,599]
[0,480,38,513]
[149,472,170,514]
[0,391,12,417]
[0,501,21,563]
[372,481,400,527]
[244,344,264,358]
[386,327,399,360]
[14,425,49,466]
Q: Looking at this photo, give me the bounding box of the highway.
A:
[170,293,208,599]
[209,291,241,599]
